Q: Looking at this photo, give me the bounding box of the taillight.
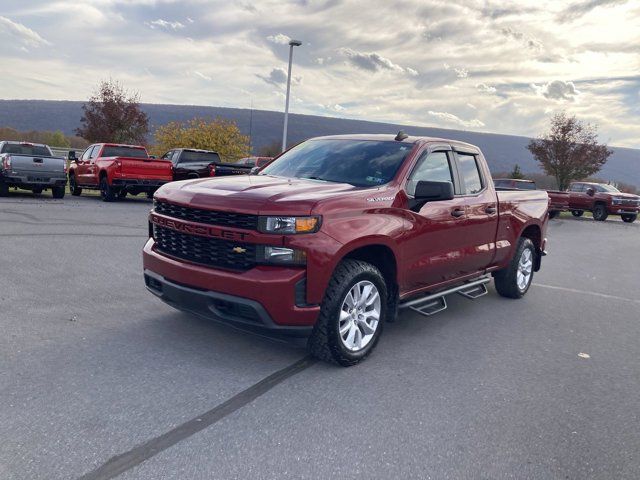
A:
[2,155,11,170]
[208,165,216,177]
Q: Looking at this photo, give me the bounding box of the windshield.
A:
[597,184,620,193]
[180,151,220,163]
[1,143,51,156]
[260,139,413,187]
[102,146,148,158]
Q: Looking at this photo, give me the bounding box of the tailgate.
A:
[117,157,173,180]
[8,154,65,175]
[214,164,252,176]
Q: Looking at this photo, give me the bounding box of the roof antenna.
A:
[395,130,408,141]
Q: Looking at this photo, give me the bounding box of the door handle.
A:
[451,208,465,218]
[485,206,497,214]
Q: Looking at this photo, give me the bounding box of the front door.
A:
[401,148,470,291]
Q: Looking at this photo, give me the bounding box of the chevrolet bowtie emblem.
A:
[232,247,247,254]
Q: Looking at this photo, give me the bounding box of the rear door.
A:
[401,146,470,290]
[568,183,588,209]
[76,145,95,185]
[453,148,500,274]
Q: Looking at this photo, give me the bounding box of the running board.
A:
[399,276,491,318]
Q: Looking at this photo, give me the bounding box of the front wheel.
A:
[494,237,535,299]
[593,204,608,221]
[99,176,116,202]
[571,210,583,217]
[69,174,82,196]
[621,214,637,223]
[307,259,387,366]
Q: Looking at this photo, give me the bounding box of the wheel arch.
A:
[520,223,542,271]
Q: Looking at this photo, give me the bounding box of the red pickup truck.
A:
[68,143,173,201]
[143,134,549,366]
[567,181,639,223]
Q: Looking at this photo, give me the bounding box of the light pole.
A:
[282,39,302,152]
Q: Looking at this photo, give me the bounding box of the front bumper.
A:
[143,238,320,335]
[608,205,639,215]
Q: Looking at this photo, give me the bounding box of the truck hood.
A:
[156,174,360,215]
[606,192,640,199]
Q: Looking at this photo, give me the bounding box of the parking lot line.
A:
[534,283,640,305]
[77,356,317,480]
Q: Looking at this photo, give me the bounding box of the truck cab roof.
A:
[311,134,481,153]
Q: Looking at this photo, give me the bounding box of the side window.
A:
[171,151,181,163]
[81,146,93,161]
[457,153,483,194]
[570,183,583,192]
[161,150,173,160]
[89,145,101,159]
[407,151,454,196]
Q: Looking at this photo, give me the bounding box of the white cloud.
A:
[0,16,50,48]
[428,111,485,128]
[476,83,497,94]
[338,48,417,76]
[193,71,211,81]
[145,19,185,31]
[533,80,579,100]
[267,33,291,45]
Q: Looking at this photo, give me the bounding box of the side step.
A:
[399,276,491,318]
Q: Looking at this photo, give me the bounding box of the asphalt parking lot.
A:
[1,193,639,480]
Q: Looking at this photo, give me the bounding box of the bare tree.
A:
[76,79,149,144]
[527,112,612,191]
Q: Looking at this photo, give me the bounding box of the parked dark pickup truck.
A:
[161,148,254,181]
[567,181,639,223]
[69,143,173,201]
[494,178,568,218]
[0,141,67,198]
[144,134,548,366]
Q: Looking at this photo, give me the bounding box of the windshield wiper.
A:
[304,176,332,182]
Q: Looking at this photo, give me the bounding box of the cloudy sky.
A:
[1,0,639,147]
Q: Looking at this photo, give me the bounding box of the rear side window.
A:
[407,151,453,196]
[457,153,483,194]
[570,183,583,192]
[179,151,220,163]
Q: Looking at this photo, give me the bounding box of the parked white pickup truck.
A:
[0,141,67,198]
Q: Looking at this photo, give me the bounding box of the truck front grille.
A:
[154,200,258,230]
[153,224,256,271]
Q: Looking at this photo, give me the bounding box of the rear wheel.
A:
[0,181,8,197]
[571,210,583,217]
[621,214,637,223]
[99,176,116,202]
[308,259,387,366]
[593,204,608,221]
[69,174,82,196]
[52,186,65,199]
[494,237,535,299]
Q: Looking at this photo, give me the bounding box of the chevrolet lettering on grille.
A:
[150,213,248,241]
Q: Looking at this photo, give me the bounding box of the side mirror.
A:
[410,180,454,211]
[586,188,595,196]
[68,150,77,161]
[250,166,260,175]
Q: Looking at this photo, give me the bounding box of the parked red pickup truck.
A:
[143,134,549,365]
[68,143,173,201]
[567,181,639,223]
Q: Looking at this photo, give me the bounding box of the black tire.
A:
[493,237,535,299]
[621,214,637,223]
[592,203,608,221]
[52,186,65,199]
[118,189,127,199]
[146,191,154,200]
[32,187,43,195]
[0,181,8,197]
[548,210,559,219]
[99,176,116,202]
[307,259,387,367]
[571,210,583,217]
[69,174,82,196]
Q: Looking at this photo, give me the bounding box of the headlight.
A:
[258,216,321,234]
[257,246,306,265]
